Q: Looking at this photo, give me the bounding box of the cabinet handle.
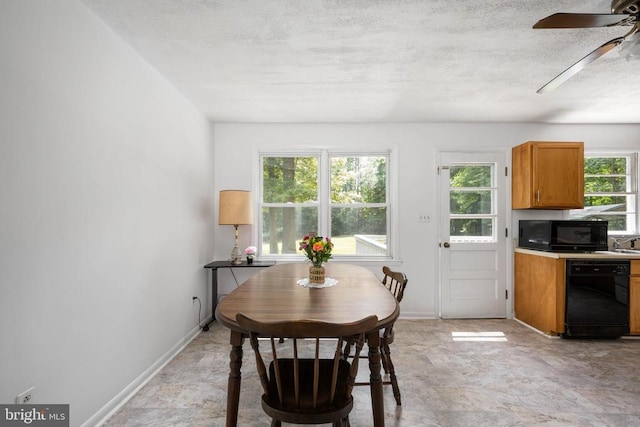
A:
[536,190,540,203]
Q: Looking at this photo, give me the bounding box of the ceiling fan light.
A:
[618,31,640,60]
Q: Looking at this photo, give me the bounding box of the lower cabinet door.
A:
[630,276,640,335]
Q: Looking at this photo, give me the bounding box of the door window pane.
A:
[449,164,496,242]
[450,165,492,187]
[450,219,493,237]
[450,190,492,214]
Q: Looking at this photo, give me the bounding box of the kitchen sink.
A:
[614,248,640,254]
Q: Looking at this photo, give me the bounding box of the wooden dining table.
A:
[215,262,400,427]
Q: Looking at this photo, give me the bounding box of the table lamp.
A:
[219,190,253,265]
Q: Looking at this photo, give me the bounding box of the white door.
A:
[439,151,508,318]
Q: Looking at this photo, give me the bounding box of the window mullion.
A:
[320,150,330,236]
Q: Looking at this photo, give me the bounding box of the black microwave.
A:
[518,220,608,252]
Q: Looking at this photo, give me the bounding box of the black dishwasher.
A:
[565,260,630,338]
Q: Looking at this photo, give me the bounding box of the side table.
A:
[202,260,275,330]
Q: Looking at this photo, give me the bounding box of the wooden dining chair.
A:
[236,313,378,427]
[344,266,408,406]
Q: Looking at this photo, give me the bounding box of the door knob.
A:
[443,242,450,248]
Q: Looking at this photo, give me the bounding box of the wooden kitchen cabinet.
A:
[515,251,640,336]
[514,251,566,335]
[630,260,640,335]
[512,141,584,209]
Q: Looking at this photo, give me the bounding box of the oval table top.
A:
[216,262,400,332]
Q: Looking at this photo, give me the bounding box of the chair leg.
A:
[336,415,349,426]
[342,340,353,360]
[380,345,389,374]
[382,342,401,405]
[271,419,281,427]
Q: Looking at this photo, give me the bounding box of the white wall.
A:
[213,123,640,318]
[0,1,215,425]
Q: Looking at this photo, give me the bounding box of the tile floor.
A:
[103,319,640,426]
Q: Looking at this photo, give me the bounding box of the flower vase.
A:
[309,265,325,284]
[246,257,254,264]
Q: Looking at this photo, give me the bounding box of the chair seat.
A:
[262,358,354,424]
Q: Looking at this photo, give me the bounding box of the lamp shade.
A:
[219,190,253,225]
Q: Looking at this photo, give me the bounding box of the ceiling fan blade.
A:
[533,13,632,28]
[537,37,625,94]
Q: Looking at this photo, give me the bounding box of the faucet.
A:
[612,236,637,249]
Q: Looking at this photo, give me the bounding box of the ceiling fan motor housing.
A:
[612,0,640,14]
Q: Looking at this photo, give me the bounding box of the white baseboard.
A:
[398,311,439,319]
[85,317,211,427]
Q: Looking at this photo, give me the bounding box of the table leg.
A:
[225,330,244,427]
[202,268,219,331]
[367,329,385,427]
[211,268,218,319]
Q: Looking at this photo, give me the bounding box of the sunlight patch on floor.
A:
[451,331,508,342]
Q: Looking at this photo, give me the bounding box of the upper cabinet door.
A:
[512,141,584,209]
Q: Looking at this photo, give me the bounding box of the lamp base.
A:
[230,245,243,265]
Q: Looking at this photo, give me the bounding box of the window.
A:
[449,164,497,242]
[330,155,388,256]
[569,153,638,234]
[259,152,391,258]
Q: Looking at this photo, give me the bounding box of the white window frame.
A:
[569,152,638,235]
[257,148,397,262]
[448,162,498,244]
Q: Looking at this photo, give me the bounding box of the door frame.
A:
[436,148,514,319]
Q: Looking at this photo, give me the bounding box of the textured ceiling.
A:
[82,0,640,123]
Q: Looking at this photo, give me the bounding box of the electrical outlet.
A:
[16,386,35,404]
[418,213,431,223]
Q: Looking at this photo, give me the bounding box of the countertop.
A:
[514,247,640,260]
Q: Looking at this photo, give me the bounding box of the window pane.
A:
[585,157,627,175]
[263,157,318,203]
[583,195,628,209]
[331,207,387,255]
[450,190,492,214]
[450,165,492,188]
[450,218,493,237]
[579,154,636,234]
[331,156,386,203]
[261,206,318,255]
[606,216,630,232]
[585,176,628,193]
[576,215,629,232]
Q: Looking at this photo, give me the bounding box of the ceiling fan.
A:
[533,0,640,93]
